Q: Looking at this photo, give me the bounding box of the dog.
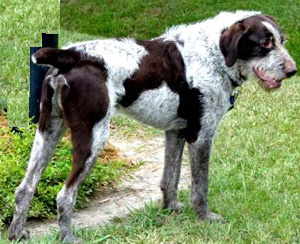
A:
[9,10,297,243]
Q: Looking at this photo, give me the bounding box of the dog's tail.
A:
[32,47,81,72]
[39,74,69,132]
[39,76,54,132]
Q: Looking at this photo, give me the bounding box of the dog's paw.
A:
[199,211,225,223]
[170,201,185,212]
[62,236,83,244]
[9,228,30,241]
[163,201,184,212]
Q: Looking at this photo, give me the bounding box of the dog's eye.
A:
[260,37,273,49]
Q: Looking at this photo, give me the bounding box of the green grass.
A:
[0,120,136,229]
[1,0,300,243]
[1,78,300,243]
[0,0,60,125]
[111,116,162,140]
[0,0,59,91]
[60,0,300,66]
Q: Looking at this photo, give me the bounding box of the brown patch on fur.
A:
[38,78,54,133]
[119,39,204,143]
[34,47,109,186]
[34,48,81,73]
[220,15,284,67]
[61,61,109,187]
[119,39,186,106]
[220,23,246,67]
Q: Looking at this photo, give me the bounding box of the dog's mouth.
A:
[253,67,282,89]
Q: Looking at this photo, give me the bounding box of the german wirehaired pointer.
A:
[9,11,297,243]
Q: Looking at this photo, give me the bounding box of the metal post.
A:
[29,33,58,123]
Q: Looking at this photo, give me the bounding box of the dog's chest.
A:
[117,84,187,130]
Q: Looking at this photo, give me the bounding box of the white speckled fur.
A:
[9,98,67,241]
[117,84,187,130]
[63,10,268,134]
[9,10,297,242]
[60,9,296,226]
[64,39,148,109]
[57,113,111,243]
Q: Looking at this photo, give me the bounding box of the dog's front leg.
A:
[160,130,185,211]
[188,135,223,222]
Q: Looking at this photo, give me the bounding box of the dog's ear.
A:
[264,15,276,23]
[220,23,245,67]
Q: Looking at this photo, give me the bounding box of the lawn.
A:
[0,0,60,126]
[2,79,300,243]
[1,0,300,243]
[60,0,300,62]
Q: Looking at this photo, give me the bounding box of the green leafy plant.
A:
[0,119,132,228]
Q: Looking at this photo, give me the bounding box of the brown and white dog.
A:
[9,11,297,243]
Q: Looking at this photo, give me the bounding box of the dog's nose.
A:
[285,68,297,78]
[284,60,297,78]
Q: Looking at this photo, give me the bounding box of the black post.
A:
[29,33,58,123]
[42,33,59,48]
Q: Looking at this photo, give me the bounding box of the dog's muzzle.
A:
[284,59,297,78]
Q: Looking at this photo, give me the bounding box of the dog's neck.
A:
[228,76,241,88]
[221,61,248,88]
[161,10,260,89]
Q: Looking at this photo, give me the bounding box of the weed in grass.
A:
[7,91,29,127]
[0,116,136,228]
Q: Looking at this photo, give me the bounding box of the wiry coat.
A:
[64,11,262,134]
[9,10,297,243]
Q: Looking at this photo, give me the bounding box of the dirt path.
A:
[26,136,191,236]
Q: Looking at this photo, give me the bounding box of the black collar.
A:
[229,76,240,88]
[228,77,241,111]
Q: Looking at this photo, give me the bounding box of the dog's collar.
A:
[228,76,241,111]
[229,87,241,111]
[229,77,240,88]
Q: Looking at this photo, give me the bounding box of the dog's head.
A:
[220,14,297,90]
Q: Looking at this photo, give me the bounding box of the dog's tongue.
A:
[254,68,282,89]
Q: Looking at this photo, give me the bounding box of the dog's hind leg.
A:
[50,59,111,243]
[56,115,110,243]
[9,81,66,241]
[160,130,185,211]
